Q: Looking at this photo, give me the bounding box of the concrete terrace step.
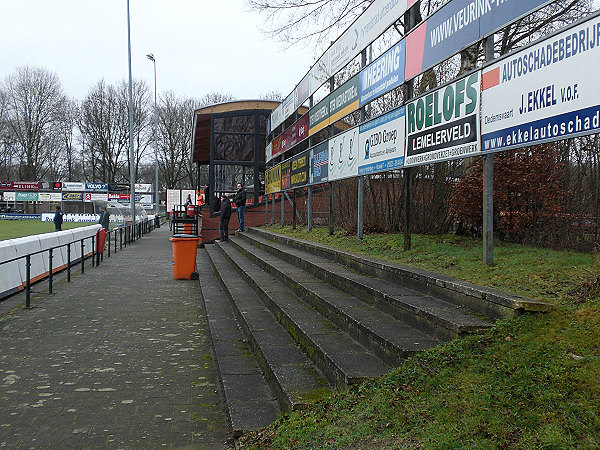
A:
[238,231,493,342]
[205,244,331,412]
[226,236,440,366]
[247,227,554,318]
[196,248,280,437]
[216,240,392,388]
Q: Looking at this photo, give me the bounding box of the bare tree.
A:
[156,91,197,189]
[79,80,128,182]
[2,66,67,181]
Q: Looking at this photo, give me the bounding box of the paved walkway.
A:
[0,226,232,449]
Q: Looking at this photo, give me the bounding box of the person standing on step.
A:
[234,183,246,232]
[219,194,231,242]
[53,205,64,231]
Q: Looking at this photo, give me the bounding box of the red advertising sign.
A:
[272,135,282,159]
[109,193,130,200]
[2,181,40,191]
[280,114,310,154]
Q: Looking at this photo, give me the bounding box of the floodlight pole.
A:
[127,0,136,224]
[147,53,159,215]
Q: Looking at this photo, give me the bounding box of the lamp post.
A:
[146,53,159,215]
[126,0,136,224]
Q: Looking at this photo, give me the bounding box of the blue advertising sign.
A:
[358,107,405,175]
[359,40,405,107]
[62,192,83,201]
[85,182,108,192]
[405,0,551,80]
[310,142,329,185]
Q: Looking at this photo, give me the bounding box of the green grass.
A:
[239,226,600,449]
[0,220,94,241]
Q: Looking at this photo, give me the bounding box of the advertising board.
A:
[290,151,309,188]
[85,182,108,191]
[310,142,329,185]
[84,193,108,202]
[328,127,359,181]
[16,192,39,202]
[265,165,281,194]
[38,192,62,202]
[135,183,152,193]
[329,75,360,124]
[359,40,405,106]
[281,160,291,190]
[405,0,550,80]
[62,192,83,201]
[481,15,600,152]
[358,107,405,175]
[62,182,85,191]
[309,95,330,135]
[405,71,481,166]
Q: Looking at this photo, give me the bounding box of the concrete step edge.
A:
[196,247,280,436]
[239,231,492,340]
[229,236,439,365]
[205,244,331,412]
[218,240,392,388]
[247,227,554,317]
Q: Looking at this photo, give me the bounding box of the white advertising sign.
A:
[265,142,273,163]
[135,183,152,193]
[3,192,15,201]
[358,107,406,175]
[271,105,284,130]
[83,193,108,202]
[328,127,359,181]
[62,181,85,191]
[481,15,600,152]
[405,71,481,167]
[38,192,63,202]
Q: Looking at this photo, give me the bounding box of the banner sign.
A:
[135,183,152,193]
[38,192,62,202]
[309,95,330,135]
[324,0,411,86]
[329,127,359,181]
[266,141,273,162]
[282,93,297,119]
[360,40,405,106]
[3,192,15,201]
[85,182,108,192]
[271,104,284,130]
[281,114,309,154]
[297,72,311,107]
[358,107,406,175]
[481,15,600,152]
[13,182,40,191]
[62,181,85,191]
[62,192,83,201]
[329,75,360,124]
[0,214,42,220]
[272,135,282,160]
[84,193,108,202]
[15,192,38,202]
[265,165,281,194]
[405,71,481,166]
[310,142,329,185]
[405,0,550,80]
[281,160,291,190]
[290,150,309,188]
[0,181,13,191]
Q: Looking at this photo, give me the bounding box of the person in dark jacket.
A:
[219,195,231,242]
[98,206,110,231]
[234,183,247,232]
[53,206,64,231]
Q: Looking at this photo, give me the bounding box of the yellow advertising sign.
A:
[265,165,281,194]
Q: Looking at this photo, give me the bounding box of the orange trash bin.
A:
[169,234,200,280]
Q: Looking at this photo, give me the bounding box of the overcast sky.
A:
[0,0,316,102]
